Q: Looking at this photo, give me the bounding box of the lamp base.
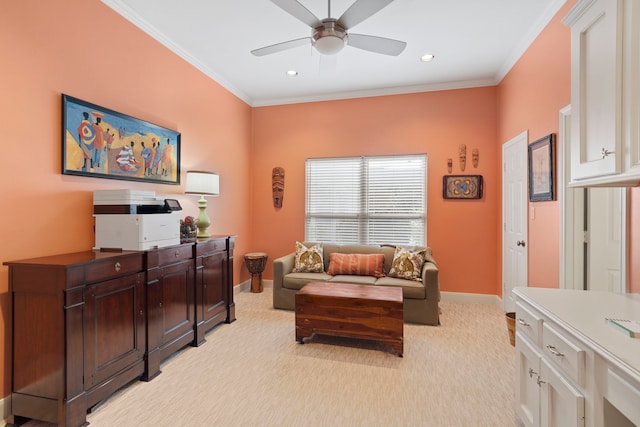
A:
[195,196,211,238]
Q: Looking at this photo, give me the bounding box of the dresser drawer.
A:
[195,238,226,256]
[515,301,543,347]
[156,244,193,266]
[84,253,144,283]
[542,322,586,387]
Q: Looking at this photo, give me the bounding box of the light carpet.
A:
[24,287,518,426]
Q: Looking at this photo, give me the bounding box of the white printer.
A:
[93,190,182,250]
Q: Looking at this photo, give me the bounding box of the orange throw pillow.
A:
[327,253,385,278]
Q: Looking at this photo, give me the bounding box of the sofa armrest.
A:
[421,261,440,302]
[273,252,296,292]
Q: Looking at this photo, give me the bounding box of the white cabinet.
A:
[564,0,640,186]
[515,303,586,427]
[513,288,640,427]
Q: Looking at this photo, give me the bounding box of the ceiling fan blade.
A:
[338,0,395,29]
[271,0,321,28]
[347,33,407,56]
[251,37,311,57]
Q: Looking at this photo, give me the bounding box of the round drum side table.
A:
[244,252,268,293]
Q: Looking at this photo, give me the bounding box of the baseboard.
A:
[441,291,504,309]
[1,394,11,426]
[234,279,273,296]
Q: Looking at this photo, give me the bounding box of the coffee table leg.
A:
[296,326,311,343]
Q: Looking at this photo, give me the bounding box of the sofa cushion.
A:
[328,275,377,285]
[388,247,426,281]
[292,242,324,273]
[375,277,426,299]
[283,272,333,290]
[326,253,385,278]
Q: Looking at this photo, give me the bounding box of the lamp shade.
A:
[184,171,220,196]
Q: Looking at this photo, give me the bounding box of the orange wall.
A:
[0,0,252,399]
[497,0,575,289]
[251,88,500,295]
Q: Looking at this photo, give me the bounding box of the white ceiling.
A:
[102,0,565,107]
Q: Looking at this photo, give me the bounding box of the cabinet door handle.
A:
[528,368,538,379]
[546,345,564,357]
[536,376,546,387]
[601,148,613,158]
[517,318,530,326]
[159,302,163,308]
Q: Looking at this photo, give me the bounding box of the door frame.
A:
[558,105,629,292]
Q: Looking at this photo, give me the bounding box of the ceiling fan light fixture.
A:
[312,20,347,55]
[313,35,346,55]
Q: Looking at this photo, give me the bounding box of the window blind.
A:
[305,154,426,245]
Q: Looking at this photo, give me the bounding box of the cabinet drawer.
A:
[542,323,586,387]
[85,253,144,283]
[516,302,543,347]
[157,245,193,266]
[195,238,226,256]
[606,368,640,425]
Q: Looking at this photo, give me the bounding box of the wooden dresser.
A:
[4,235,235,427]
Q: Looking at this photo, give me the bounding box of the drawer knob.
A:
[114,262,121,272]
[175,251,180,258]
[517,318,530,327]
[546,345,565,357]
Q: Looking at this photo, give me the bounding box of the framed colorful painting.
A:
[62,94,181,185]
[442,175,483,199]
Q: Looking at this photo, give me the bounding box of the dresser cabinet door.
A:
[540,358,585,427]
[84,272,145,388]
[157,259,195,345]
[516,334,542,427]
[201,251,226,323]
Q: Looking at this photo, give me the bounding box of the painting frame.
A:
[62,94,181,185]
[442,175,483,200]
[528,134,555,202]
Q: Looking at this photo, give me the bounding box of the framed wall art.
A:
[443,175,483,199]
[62,94,181,185]
[528,134,555,202]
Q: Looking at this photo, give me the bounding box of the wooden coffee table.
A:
[295,282,404,356]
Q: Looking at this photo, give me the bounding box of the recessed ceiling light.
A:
[286,70,298,76]
[420,54,435,62]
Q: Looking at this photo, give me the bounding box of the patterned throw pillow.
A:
[292,242,324,273]
[388,247,426,281]
[327,253,385,278]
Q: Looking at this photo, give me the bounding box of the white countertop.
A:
[513,287,640,383]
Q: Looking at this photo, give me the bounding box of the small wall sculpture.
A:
[459,144,467,171]
[272,166,285,208]
[472,148,479,168]
[447,158,452,174]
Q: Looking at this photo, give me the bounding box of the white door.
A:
[503,131,529,312]
[587,187,625,292]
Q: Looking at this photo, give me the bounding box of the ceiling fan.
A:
[251,0,407,57]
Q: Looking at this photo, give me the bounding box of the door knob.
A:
[516,240,526,247]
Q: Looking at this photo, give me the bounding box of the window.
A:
[305,154,426,245]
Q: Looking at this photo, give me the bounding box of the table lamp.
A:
[184,171,219,238]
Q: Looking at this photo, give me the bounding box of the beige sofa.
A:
[272,243,440,325]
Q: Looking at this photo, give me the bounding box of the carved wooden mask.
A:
[272,167,285,208]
